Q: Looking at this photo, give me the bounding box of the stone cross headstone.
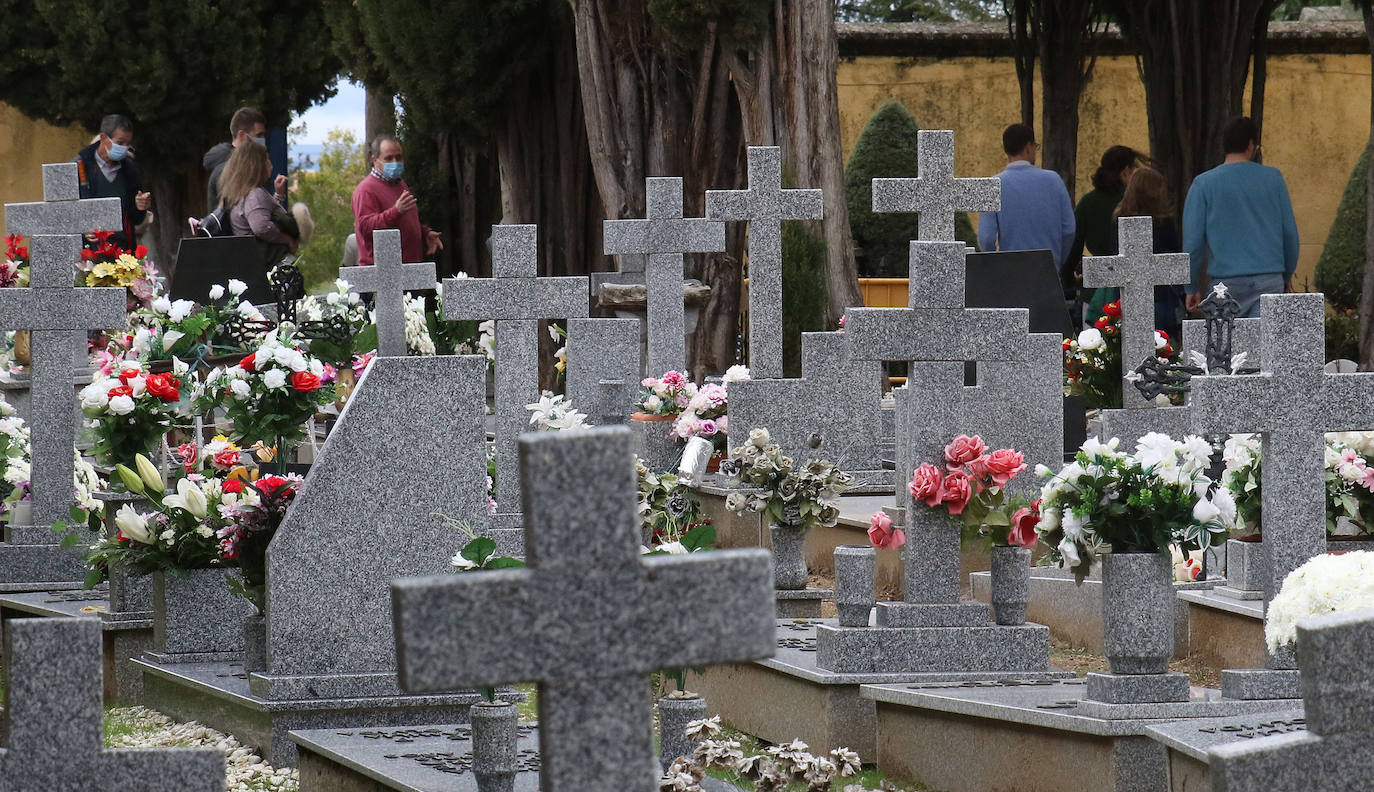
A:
[256,355,495,699]
[339,229,436,358]
[1210,607,1374,791]
[391,426,774,791]
[871,129,1000,242]
[705,147,823,378]
[565,317,642,426]
[1082,216,1190,408]
[0,164,126,538]
[1191,293,1374,696]
[603,178,726,374]
[0,616,222,789]
[442,224,589,513]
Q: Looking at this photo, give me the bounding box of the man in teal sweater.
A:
[1183,117,1299,318]
[977,123,1076,271]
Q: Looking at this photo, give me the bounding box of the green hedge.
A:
[1315,141,1369,311]
[779,220,829,377]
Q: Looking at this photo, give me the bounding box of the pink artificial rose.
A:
[908,463,944,507]
[944,434,987,468]
[175,443,198,474]
[1009,506,1040,549]
[983,448,1027,487]
[698,419,719,437]
[939,471,974,515]
[867,511,906,550]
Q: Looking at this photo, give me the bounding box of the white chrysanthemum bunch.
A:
[1266,551,1374,651]
[402,294,436,355]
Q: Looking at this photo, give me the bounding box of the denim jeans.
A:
[1213,272,1287,319]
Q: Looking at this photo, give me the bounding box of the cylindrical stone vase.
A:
[152,568,255,655]
[470,700,518,792]
[631,413,682,473]
[990,545,1032,626]
[833,545,876,627]
[769,524,808,590]
[242,614,267,673]
[658,693,707,770]
[1100,551,1174,674]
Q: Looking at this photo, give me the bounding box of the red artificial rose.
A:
[982,448,1026,487]
[239,353,256,371]
[107,384,133,398]
[938,471,974,515]
[944,434,987,468]
[255,476,289,498]
[1093,316,1110,330]
[1103,301,1121,318]
[1160,344,1174,358]
[133,245,148,259]
[80,248,97,263]
[211,449,240,470]
[118,367,140,382]
[1009,506,1040,549]
[145,372,180,402]
[175,443,198,474]
[222,479,245,494]
[909,463,944,507]
[290,371,321,392]
[1062,338,1072,351]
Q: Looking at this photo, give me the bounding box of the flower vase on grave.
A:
[631,412,681,473]
[1100,550,1175,673]
[13,330,29,367]
[152,567,254,657]
[470,699,518,792]
[5,500,31,528]
[989,545,1032,626]
[658,691,707,770]
[833,545,876,626]
[770,524,808,590]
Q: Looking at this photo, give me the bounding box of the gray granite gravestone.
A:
[391,426,775,791]
[565,317,641,426]
[0,163,126,589]
[604,178,726,374]
[255,355,499,700]
[1191,293,1374,699]
[705,146,824,378]
[871,129,1000,242]
[443,225,589,514]
[1082,216,1190,409]
[1209,608,1374,791]
[339,229,437,357]
[727,330,890,491]
[0,617,222,789]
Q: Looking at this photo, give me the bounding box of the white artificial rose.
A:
[722,364,751,385]
[1211,487,1237,527]
[228,279,247,296]
[326,292,341,306]
[263,369,287,389]
[287,350,308,373]
[1076,328,1105,351]
[230,380,251,399]
[643,395,663,413]
[151,296,172,315]
[107,395,135,415]
[208,284,226,300]
[168,299,196,323]
[79,384,109,410]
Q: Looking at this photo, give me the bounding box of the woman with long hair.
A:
[1087,166,1185,339]
[1065,146,1140,324]
[220,141,298,266]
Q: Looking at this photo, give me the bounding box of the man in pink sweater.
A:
[351,136,443,265]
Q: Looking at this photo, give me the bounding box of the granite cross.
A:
[339,229,436,357]
[442,224,588,513]
[565,316,642,426]
[391,426,774,791]
[1210,607,1374,792]
[0,617,222,789]
[1082,215,1190,408]
[0,163,127,533]
[871,129,1000,242]
[1191,293,1374,674]
[705,147,824,378]
[604,178,726,374]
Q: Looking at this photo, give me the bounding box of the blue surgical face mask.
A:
[382,161,404,180]
[252,136,266,146]
[106,141,129,161]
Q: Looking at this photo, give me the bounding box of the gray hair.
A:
[369,134,401,160]
[99,114,133,138]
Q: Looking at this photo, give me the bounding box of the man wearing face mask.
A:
[74,113,150,251]
[351,135,442,266]
[203,107,287,213]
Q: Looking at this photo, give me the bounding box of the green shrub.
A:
[1326,303,1360,363]
[291,129,369,293]
[844,101,976,277]
[1315,140,1369,311]
[779,220,829,377]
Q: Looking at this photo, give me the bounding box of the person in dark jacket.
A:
[203,107,285,213]
[1086,166,1185,341]
[74,114,149,251]
[1064,145,1139,322]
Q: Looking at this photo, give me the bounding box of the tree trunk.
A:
[363,83,396,146]
[1037,0,1101,201]
[1007,0,1036,128]
[1358,2,1374,369]
[146,169,207,284]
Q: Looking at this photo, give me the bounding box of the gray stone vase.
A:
[152,567,254,655]
[631,414,682,473]
[1100,551,1174,674]
[658,693,707,770]
[833,545,876,626]
[470,700,518,792]
[242,614,267,673]
[989,545,1031,626]
[769,524,808,590]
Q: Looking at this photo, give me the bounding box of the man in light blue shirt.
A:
[977,124,1076,270]
[1182,116,1299,318]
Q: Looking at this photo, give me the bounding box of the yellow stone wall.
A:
[0,104,92,233]
[837,52,1372,288]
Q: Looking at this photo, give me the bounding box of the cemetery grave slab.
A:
[1143,710,1304,792]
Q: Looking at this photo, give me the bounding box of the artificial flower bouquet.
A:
[635,371,697,417]
[1062,300,1181,410]
[873,434,1036,552]
[720,428,852,532]
[660,721,862,792]
[1222,432,1374,541]
[671,365,750,454]
[217,472,302,611]
[78,230,159,311]
[2,234,29,288]
[0,396,103,527]
[637,455,709,551]
[172,435,249,478]
[79,359,183,470]
[295,277,375,366]
[1264,551,1374,652]
[1035,434,1233,583]
[526,392,590,431]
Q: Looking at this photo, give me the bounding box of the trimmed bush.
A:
[1315,141,1369,311]
[779,220,829,377]
[845,101,976,276]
